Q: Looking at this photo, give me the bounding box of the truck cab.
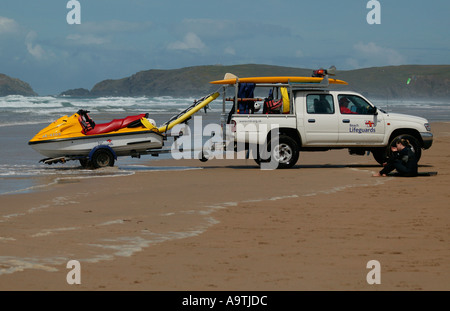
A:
[298,90,384,146]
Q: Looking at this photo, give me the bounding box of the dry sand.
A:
[0,122,448,291]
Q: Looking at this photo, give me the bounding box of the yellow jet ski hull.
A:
[29,112,163,158]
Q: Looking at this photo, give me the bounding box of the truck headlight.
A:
[424,123,431,131]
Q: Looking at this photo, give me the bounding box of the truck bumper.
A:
[420,132,433,149]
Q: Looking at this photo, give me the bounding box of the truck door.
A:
[302,93,339,145]
[337,94,385,144]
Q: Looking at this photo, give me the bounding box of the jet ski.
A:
[28,109,164,168]
[28,92,219,168]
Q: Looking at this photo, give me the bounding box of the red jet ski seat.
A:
[78,110,147,135]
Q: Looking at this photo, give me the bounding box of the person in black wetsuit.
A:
[373,138,418,177]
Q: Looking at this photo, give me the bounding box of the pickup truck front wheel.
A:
[265,135,299,169]
[372,134,422,165]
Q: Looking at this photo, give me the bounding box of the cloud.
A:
[175,18,296,40]
[25,31,46,60]
[78,20,152,34]
[167,32,206,52]
[66,34,110,45]
[64,20,150,46]
[349,42,407,68]
[224,47,236,55]
[0,16,19,34]
[0,19,50,61]
[175,19,234,38]
[295,50,304,57]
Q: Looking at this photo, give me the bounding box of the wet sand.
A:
[0,122,449,291]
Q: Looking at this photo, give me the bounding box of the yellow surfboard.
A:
[210,76,348,85]
[157,92,219,133]
[280,87,290,114]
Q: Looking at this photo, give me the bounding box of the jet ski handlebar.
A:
[77,109,91,115]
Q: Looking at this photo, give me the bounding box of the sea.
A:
[0,95,225,196]
[0,95,449,195]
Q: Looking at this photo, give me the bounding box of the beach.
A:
[0,121,449,291]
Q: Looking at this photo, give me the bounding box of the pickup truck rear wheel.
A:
[268,135,299,169]
[373,134,422,165]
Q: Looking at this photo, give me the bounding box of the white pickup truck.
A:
[222,73,433,169]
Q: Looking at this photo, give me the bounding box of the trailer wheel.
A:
[91,149,115,168]
[79,158,91,169]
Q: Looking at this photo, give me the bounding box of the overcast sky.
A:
[1,0,449,95]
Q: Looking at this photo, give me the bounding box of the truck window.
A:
[306,94,334,114]
[338,94,373,115]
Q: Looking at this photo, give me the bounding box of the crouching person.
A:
[373,138,418,177]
